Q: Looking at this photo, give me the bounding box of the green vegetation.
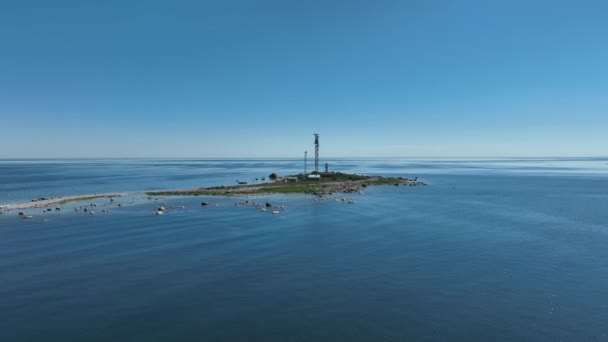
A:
[252,184,314,194]
[56,194,120,205]
[308,172,369,181]
[146,172,419,197]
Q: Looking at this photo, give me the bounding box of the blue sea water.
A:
[1,158,608,341]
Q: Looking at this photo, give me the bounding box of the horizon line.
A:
[1,156,607,160]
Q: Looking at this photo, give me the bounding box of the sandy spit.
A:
[1,192,135,211]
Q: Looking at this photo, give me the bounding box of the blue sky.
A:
[1,0,606,158]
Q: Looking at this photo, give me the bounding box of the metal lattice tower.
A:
[304,151,307,176]
[313,133,319,173]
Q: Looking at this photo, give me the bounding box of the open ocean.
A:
[1,158,608,341]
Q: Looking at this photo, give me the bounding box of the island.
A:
[146,172,426,197]
[0,172,426,213]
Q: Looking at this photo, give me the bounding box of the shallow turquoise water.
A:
[1,158,608,341]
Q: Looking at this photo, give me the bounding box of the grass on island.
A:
[146,172,408,197]
[56,194,122,205]
[146,183,314,196]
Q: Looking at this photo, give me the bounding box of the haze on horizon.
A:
[1,0,606,159]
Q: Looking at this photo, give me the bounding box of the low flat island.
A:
[0,172,426,212]
[147,172,426,197]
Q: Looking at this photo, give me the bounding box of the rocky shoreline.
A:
[147,176,426,197]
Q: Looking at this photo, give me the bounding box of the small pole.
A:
[304,151,307,177]
[314,133,319,173]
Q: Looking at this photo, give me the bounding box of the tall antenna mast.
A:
[304,151,307,176]
[313,133,319,173]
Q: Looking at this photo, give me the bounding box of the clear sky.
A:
[1,0,606,158]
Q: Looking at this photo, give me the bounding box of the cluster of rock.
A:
[18,212,33,219]
[12,197,138,220]
[73,200,125,216]
[397,177,427,187]
[308,184,365,196]
[305,177,427,197]
[31,197,49,202]
[232,200,284,214]
[153,204,187,216]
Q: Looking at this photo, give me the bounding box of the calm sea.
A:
[1,158,607,341]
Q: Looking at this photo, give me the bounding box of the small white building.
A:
[307,174,321,181]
